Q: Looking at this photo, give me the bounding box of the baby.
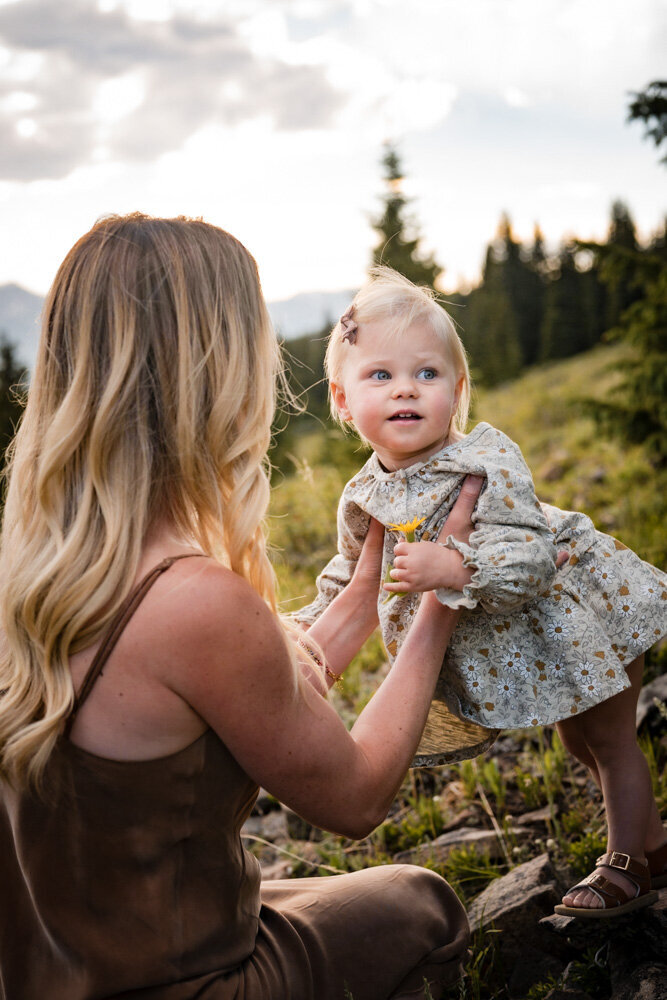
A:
[295,266,667,918]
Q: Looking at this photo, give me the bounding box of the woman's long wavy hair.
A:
[0,213,286,788]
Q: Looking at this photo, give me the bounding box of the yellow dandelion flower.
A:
[386,516,426,541]
[383,516,426,602]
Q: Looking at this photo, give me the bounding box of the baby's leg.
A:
[557,655,665,909]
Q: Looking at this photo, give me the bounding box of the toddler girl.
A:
[294,266,667,919]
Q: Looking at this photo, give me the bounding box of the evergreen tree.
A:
[0,335,27,469]
[494,214,545,366]
[539,245,592,360]
[581,84,667,467]
[461,244,522,386]
[371,144,442,289]
[529,223,549,277]
[627,80,667,164]
[604,200,641,328]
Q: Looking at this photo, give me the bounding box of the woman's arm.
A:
[168,478,482,840]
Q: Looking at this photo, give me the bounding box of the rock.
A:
[394,826,525,866]
[515,804,558,826]
[468,853,564,932]
[283,807,318,841]
[610,962,667,1000]
[467,854,575,995]
[439,806,479,832]
[242,806,289,843]
[636,673,667,731]
[260,858,294,880]
[541,887,667,1000]
[544,990,593,1000]
[541,886,667,964]
[241,815,266,837]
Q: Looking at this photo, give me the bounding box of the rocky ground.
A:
[242,674,667,999]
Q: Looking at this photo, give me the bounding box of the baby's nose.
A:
[391,378,418,397]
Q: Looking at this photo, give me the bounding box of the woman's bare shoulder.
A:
[148,556,277,641]
[144,557,289,687]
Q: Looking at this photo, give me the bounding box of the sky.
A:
[0,0,665,302]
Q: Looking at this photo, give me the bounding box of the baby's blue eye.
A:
[417,368,437,381]
[370,370,391,381]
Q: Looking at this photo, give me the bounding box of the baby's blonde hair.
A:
[0,213,306,788]
[325,266,471,437]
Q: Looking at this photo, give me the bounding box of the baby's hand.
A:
[383,540,473,594]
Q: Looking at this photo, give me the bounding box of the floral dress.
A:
[295,423,666,756]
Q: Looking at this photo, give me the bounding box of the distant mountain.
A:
[0,283,355,370]
[0,284,43,369]
[268,289,356,341]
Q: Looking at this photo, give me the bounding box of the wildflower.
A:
[383,516,426,602]
[387,516,426,541]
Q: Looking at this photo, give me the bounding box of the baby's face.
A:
[331,319,462,471]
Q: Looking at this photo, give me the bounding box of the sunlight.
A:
[1,91,37,114]
[92,73,145,124]
[15,117,36,138]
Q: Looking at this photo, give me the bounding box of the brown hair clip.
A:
[340,305,358,344]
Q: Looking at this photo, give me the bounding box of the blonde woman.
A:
[0,215,479,1000]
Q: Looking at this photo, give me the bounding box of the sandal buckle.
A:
[609,851,631,870]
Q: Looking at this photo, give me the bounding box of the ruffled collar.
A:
[367,422,491,482]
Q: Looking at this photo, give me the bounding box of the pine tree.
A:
[627,79,667,164]
[604,200,641,328]
[371,144,442,289]
[494,215,545,366]
[539,244,592,361]
[461,244,523,386]
[581,83,667,467]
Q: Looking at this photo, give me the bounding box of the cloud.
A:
[0,0,342,180]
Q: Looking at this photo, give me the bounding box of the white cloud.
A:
[0,0,343,180]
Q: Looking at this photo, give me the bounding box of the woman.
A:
[0,214,479,1000]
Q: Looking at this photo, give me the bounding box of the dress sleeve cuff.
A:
[433,534,487,610]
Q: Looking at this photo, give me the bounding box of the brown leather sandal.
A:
[646,840,667,890]
[554,851,658,918]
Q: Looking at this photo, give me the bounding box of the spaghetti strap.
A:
[63,554,206,738]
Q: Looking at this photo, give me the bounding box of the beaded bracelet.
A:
[296,635,342,684]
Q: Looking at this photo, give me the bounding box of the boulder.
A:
[467,853,574,996]
[541,886,667,1000]
[610,962,667,1000]
[394,825,525,866]
[544,991,593,1000]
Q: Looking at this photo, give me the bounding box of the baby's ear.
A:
[330,382,352,421]
[453,374,465,409]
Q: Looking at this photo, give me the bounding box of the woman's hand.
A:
[348,516,385,598]
[304,517,383,683]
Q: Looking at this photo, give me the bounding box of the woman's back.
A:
[1,558,263,1000]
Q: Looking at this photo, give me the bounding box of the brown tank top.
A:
[0,557,262,1000]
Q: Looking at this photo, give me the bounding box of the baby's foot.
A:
[555,852,654,916]
[561,865,639,909]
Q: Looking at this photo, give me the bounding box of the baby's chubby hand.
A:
[383,540,473,595]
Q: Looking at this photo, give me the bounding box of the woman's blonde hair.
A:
[0,212,292,787]
[325,266,471,438]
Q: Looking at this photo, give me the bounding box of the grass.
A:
[266,343,666,1000]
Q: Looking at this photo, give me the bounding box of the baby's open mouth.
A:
[389,411,422,421]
